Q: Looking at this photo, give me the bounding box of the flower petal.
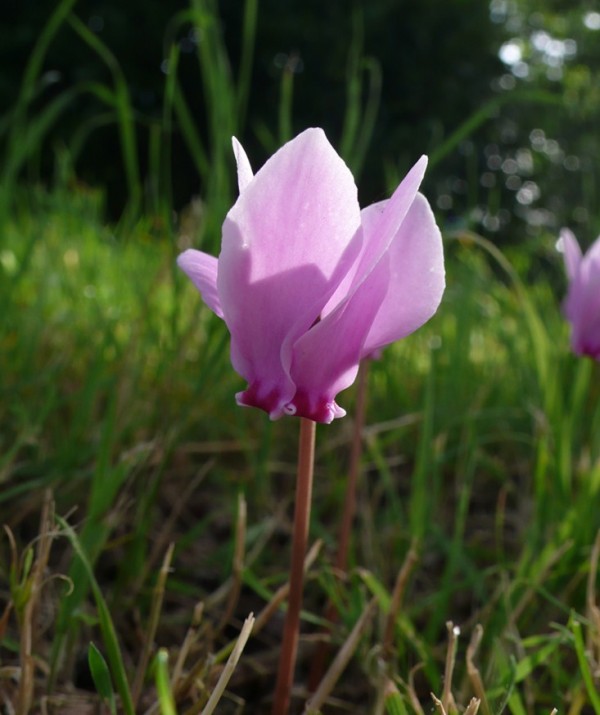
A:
[284,164,441,422]
[286,190,445,421]
[361,192,445,356]
[232,137,253,193]
[564,234,600,359]
[321,156,428,318]
[177,249,223,318]
[559,228,582,281]
[218,128,362,417]
[288,257,390,422]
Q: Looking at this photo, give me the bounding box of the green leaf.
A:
[88,642,116,714]
[571,616,600,715]
[507,689,527,715]
[356,569,391,611]
[153,649,177,715]
[512,638,561,682]
[384,683,409,715]
[57,516,135,715]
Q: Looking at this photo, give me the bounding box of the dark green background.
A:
[2,0,598,241]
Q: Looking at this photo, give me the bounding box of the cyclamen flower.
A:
[559,228,600,361]
[178,128,445,423]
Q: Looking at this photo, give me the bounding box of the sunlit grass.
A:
[1,179,599,712]
[1,0,600,712]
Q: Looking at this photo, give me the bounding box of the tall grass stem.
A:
[57,517,135,715]
[200,613,255,715]
[336,360,369,574]
[308,360,369,690]
[132,543,175,707]
[66,13,142,217]
[236,0,258,127]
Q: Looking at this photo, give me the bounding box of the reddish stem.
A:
[272,417,317,715]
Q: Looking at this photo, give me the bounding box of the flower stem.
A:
[272,417,317,715]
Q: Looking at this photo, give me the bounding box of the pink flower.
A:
[559,228,600,361]
[178,128,445,423]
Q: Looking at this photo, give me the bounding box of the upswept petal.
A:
[559,228,582,282]
[568,236,600,358]
[177,249,223,318]
[321,156,427,318]
[285,188,444,421]
[350,156,427,289]
[585,238,600,361]
[225,129,360,285]
[288,256,390,422]
[361,193,445,356]
[232,137,253,193]
[563,235,594,325]
[217,128,362,417]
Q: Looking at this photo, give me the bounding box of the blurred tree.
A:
[223,0,504,203]
[436,0,600,244]
[0,0,504,217]
[3,0,598,246]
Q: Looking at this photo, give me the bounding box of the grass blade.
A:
[88,642,117,715]
[67,13,142,215]
[384,681,409,715]
[571,616,600,715]
[428,89,564,168]
[235,0,258,127]
[200,613,254,715]
[153,649,177,715]
[57,516,135,715]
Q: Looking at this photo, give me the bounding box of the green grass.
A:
[1,179,599,713]
[1,1,600,713]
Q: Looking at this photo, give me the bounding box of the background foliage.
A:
[1,1,600,713]
[3,0,598,242]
